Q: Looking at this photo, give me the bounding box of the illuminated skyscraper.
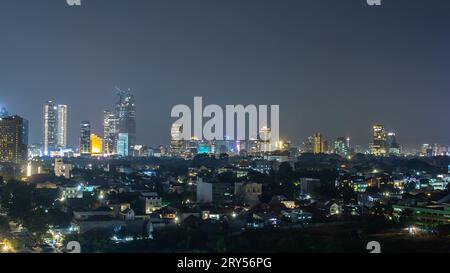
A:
[321,140,330,154]
[170,122,184,157]
[334,137,348,157]
[259,126,272,153]
[0,115,28,165]
[370,124,387,156]
[57,105,67,148]
[117,133,129,157]
[387,132,401,155]
[80,121,91,155]
[116,88,136,151]
[103,110,119,155]
[313,133,323,154]
[302,136,314,153]
[90,134,103,156]
[421,144,433,157]
[43,101,58,155]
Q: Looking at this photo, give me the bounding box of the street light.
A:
[1,239,14,253]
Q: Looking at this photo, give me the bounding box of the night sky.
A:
[0,0,449,149]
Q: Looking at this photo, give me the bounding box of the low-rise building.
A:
[234,182,262,206]
[281,209,313,224]
[393,202,450,227]
[299,178,321,196]
[140,192,162,214]
[196,177,234,204]
[54,158,73,179]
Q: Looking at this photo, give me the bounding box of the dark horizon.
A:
[0,0,449,149]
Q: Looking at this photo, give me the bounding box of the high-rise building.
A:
[387,132,401,156]
[419,143,444,157]
[57,105,67,148]
[103,110,119,155]
[370,124,387,156]
[116,88,136,151]
[43,101,58,155]
[80,121,91,155]
[240,139,259,156]
[117,133,129,157]
[302,136,314,153]
[170,122,184,157]
[90,134,103,156]
[313,133,323,154]
[0,107,8,118]
[259,126,272,153]
[0,115,28,165]
[421,144,433,157]
[321,140,330,154]
[334,137,349,158]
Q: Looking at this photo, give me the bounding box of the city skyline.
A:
[0,0,449,149]
[1,0,450,257]
[0,96,449,152]
[2,96,446,158]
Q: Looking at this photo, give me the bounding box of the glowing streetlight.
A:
[0,240,14,253]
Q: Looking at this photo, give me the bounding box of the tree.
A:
[0,216,9,234]
[1,180,32,221]
[47,209,71,228]
[23,210,49,235]
[278,162,293,179]
[217,171,236,183]
[370,202,393,217]
[65,231,113,253]
[219,153,229,162]
[339,184,356,204]
[314,183,339,200]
